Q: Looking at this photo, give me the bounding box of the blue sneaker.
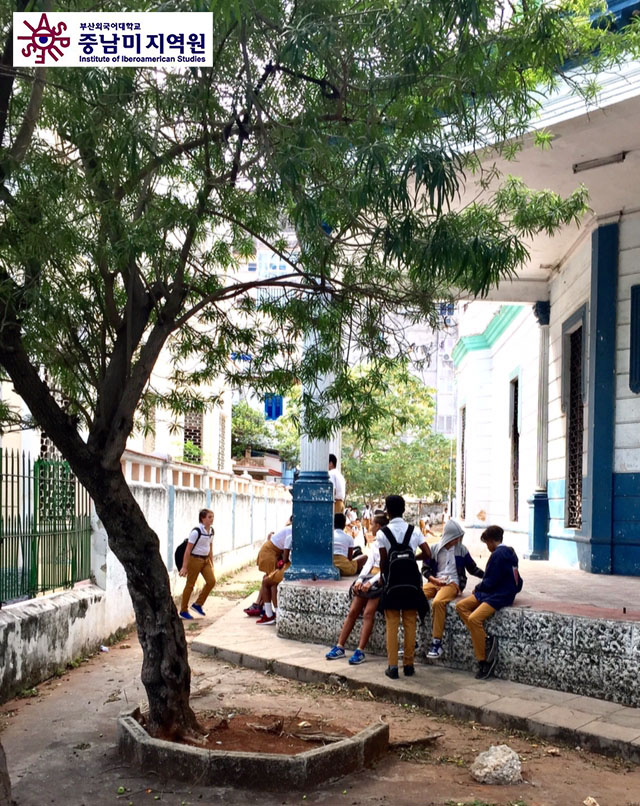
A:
[179,611,194,620]
[325,645,346,660]
[191,604,206,616]
[349,649,366,665]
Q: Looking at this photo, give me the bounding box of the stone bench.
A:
[277,580,640,708]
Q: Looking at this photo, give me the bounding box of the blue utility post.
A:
[286,470,339,580]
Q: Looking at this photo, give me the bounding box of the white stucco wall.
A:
[615,211,640,473]
[455,306,539,530]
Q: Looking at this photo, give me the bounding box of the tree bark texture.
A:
[0,738,12,806]
[89,469,199,738]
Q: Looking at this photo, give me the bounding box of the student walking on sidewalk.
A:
[179,508,215,619]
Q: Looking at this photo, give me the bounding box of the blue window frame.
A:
[264,395,283,420]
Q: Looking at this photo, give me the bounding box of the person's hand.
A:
[362,581,371,592]
[353,580,362,592]
[179,566,188,577]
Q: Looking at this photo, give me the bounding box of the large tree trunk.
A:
[89,467,199,738]
[0,738,12,806]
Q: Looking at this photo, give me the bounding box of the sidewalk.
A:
[192,594,640,762]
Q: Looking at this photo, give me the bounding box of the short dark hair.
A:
[385,495,405,518]
[334,513,346,529]
[329,453,337,468]
[373,512,389,527]
[481,525,504,544]
[199,508,213,523]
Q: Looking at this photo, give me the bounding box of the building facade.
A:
[454,54,640,575]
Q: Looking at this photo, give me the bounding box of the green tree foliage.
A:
[231,400,271,457]
[0,0,638,734]
[342,365,454,502]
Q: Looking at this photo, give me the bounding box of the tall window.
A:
[183,411,203,464]
[510,378,520,522]
[566,327,584,528]
[460,406,467,520]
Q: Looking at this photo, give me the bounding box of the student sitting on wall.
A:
[455,525,523,680]
[254,524,293,626]
[423,519,484,659]
[325,512,389,664]
[245,521,291,619]
[333,513,368,577]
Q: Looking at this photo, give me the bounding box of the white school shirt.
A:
[437,546,459,587]
[188,526,213,557]
[333,528,354,557]
[271,525,293,551]
[329,467,346,501]
[375,518,424,554]
[357,544,381,585]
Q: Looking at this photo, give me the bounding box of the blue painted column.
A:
[286,469,338,580]
[527,300,550,560]
[583,222,618,574]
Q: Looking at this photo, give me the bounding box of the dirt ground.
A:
[1,570,640,806]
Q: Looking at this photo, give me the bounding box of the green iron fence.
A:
[0,449,92,606]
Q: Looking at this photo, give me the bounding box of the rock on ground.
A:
[470,743,523,785]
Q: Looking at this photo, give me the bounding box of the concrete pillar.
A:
[527,301,550,560]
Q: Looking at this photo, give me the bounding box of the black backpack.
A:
[174,526,212,569]
[381,525,423,610]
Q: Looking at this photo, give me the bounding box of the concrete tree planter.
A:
[117,707,389,789]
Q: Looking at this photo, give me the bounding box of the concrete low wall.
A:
[277,581,640,708]
[0,585,131,701]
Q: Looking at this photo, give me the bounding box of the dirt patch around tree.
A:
[177,711,352,754]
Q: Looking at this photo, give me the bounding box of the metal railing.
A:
[0,450,92,606]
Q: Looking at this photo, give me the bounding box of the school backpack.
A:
[381,525,423,610]
[174,526,212,569]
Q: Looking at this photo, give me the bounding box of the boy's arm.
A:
[379,547,388,575]
[416,540,432,561]
[464,552,484,578]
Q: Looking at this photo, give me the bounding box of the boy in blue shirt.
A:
[456,525,523,680]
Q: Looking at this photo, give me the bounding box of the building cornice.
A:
[452,305,524,366]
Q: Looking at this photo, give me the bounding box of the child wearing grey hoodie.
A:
[422,519,484,659]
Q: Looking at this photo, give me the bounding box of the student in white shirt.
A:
[333,513,368,576]
[179,508,215,618]
[254,524,293,626]
[378,495,431,679]
[329,453,346,514]
[325,512,388,664]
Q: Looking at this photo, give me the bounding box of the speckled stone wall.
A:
[277,581,640,707]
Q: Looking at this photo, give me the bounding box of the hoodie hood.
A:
[433,518,465,556]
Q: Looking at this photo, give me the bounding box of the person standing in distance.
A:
[329,453,346,514]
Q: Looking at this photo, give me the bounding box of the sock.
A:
[264,603,274,617]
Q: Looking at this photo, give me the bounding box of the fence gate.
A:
[0,450,91,606]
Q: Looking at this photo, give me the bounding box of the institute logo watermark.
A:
[13,12,213,68]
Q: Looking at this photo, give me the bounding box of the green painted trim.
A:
[452,305,524,366]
